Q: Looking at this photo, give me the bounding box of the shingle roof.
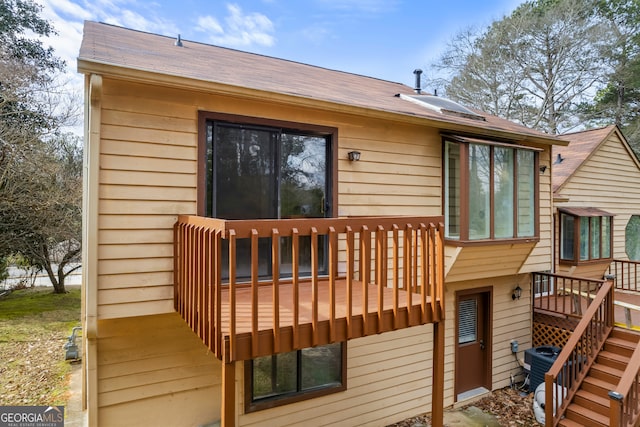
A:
[77,21,561,144]
[552,126,616,193]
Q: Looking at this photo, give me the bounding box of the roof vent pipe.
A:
[413,69,423,94]
[175,34,183,47]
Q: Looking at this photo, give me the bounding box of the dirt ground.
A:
[388,387,539,427]
[0,287,80,407]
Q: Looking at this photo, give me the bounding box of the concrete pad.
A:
[443,406,502,426]
[65,361,86,427]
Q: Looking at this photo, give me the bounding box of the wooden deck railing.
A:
[609,339,640,427]
[174,215,445,362]
[544,280,614,427]
[607,259,640,292]
[532,272,606,316]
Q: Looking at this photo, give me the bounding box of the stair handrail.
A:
[544,280,614,427]
[609,339,640,426]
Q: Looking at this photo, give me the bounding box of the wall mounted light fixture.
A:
[512,285,522,301]
[539,165,547,174]
[348,151,361,161]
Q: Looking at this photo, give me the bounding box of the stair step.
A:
[610,328,640,343]
[605,336,637,357]
[582,376,616,398]
[597,350,630,370]
[559,418,589,427]
[574,389,610,416]
[565,403,609,427]
[590,362,624,383]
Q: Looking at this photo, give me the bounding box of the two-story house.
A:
[78,21,564,426]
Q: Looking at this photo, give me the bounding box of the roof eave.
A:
[77,58,565,146]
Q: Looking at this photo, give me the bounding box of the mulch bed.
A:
[388,387,539,426]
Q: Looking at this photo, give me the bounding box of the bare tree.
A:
[0,0,81,293]
[429,0,605,134]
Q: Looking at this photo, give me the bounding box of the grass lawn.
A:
[0,286,81,406]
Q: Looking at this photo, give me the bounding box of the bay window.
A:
[560,208,613,263]
[444,136,540,242]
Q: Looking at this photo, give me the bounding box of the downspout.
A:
[82,73,102,426]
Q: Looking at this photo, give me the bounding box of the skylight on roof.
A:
[399,94,486,121]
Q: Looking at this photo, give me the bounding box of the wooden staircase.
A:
[558,329,640,427]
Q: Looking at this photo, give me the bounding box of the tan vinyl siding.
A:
[556,133,640,261]
[95,78,443,318]
[96,314,221,427]
[522,147,554,272]
[337,126,441,217]
[445,243,537,283]
[238,325,436,427]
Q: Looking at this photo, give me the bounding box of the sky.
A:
[38,0,523,94]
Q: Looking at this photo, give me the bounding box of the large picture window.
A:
[246,343,345,412]
[199,113,335,280]
[560,208,613,264]
[444,136,539,242]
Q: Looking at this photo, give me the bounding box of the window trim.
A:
[243,343,347,413]
[559,208,614,265]
[197,111,338,218]
[443,135,541,245]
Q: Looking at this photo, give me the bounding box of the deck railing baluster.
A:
[311,227,319,346]
[214,230,222,358]
[392,225,399,329]
[360,225,370,335]
[203,228,211,348]
[376,226,386,334]
[271,228,280,354]
[404,225,413,325]
[292,228,300,349]
[250,230,259,358]
[228,230,237,362]
[420,224,427,323]
[329,227,337,343]
[345,226,354,339]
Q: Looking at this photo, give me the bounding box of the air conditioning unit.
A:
[525,346,560,392]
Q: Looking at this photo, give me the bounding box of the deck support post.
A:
[220,337,242,427]
[431,321,445,427]
[221,360,236,427]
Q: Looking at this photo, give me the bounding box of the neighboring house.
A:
[78,21,564,427]
[552,125,640,278]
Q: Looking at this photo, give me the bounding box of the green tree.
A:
[584,0,640,151]
[0,0,81,293]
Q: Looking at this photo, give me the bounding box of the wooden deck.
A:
[532,270,640,339]
[534,288,640,328]
[174,215,446,363]
[215,278,439,361]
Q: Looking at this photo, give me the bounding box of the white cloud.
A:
[196,16,224,35]
[43,0,92,20]
[196,3,275,48]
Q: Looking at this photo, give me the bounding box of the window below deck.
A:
[444,136,540,243]
[198,112,336,281]
[559,209,613,264]
[245,342,346,412]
